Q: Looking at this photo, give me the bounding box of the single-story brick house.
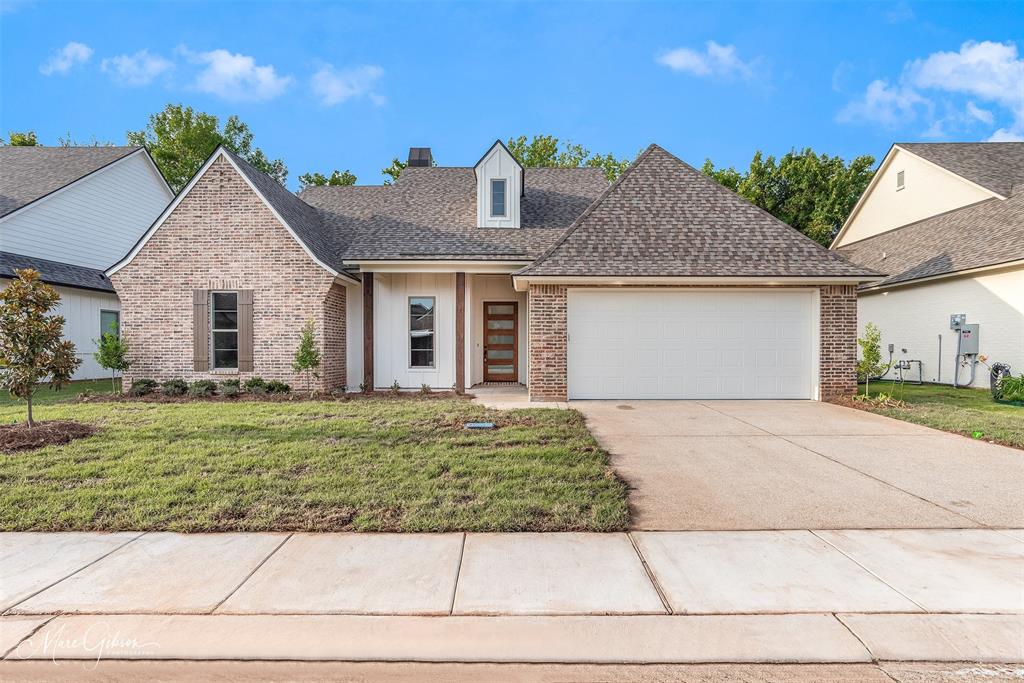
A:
[106,141,879,401]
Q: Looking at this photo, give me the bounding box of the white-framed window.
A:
[99,309,120,338]
[211,291,239,370]
[490,178,507,217]
[409,296,435,368]
[896,169,905,191]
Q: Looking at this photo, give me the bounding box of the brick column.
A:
[528,284,568,401]
[819,284,858,398]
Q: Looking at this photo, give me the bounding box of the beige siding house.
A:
[833,142,1024,388]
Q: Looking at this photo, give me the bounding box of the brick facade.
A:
[818,284,858,398]
[110,156,346,392]
[527,284,859,401]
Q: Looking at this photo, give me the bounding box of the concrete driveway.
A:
[573,400,1024,531]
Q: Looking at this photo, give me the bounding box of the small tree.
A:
[856,322,889,397]
[292,318,321,397]
[93,321,130,394]
[0,270,81,426]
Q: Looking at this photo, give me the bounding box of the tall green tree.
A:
[381,157,407,185]
[299,169,357,190]
[127,104,287,192]
[701,148,875,245]
[506,135,634,181]
[4,131,38,146]
[0,270,81,426]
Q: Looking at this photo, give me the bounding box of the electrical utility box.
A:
[959,324,980,355]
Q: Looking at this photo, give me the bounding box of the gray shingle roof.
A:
[836,192,1024,289]
[300,165,607,261]
[518,145,880,279]
[897,142,1024,197]
[0,252,114,292]
[0,146,141,217]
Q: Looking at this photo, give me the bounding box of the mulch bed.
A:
[76,390,469,405]
[0,420,98,453]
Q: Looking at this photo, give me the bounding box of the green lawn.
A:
[0,378,122,408]
[857,381,1024,449]
[0,397,629,533]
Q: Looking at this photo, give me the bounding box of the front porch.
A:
[355,269,529,393]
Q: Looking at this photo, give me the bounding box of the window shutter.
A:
[238,290,254,372]
[193,290,209,371]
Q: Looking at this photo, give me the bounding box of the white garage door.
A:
[568,290,816,400]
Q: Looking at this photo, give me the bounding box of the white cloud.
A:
[838,40,1024,140]
[310,64,385,106]
[180,47,291,101]
[656,41,758,80]
[101,49,174,86]
[39,41,93,75]
[987,128,1024,142]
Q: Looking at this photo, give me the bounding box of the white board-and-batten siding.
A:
[1,152,172,270]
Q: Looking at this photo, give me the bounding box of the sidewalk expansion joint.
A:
[210,533,293,614]
[1,615,56,661]
[448,533,467,616]
[627,531,673,615]
[832,612,879,664]
[2,531,147,616]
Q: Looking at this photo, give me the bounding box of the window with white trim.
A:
[211,292,239,369]
[409,296,435,368]
[490,178,506,217]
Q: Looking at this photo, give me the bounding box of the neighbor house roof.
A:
[0,252,114,292]
[300,165,608,261]
[836,191,1024,290]
[0,146,143,218]
[517,145,881,279]
[896,142,1024,197]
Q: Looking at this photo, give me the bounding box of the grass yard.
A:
[857,381,1024,449]
[0,378,122,407]
[0,397,629,533]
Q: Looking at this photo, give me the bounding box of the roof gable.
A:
[518,144,879,279]
[897,142,1024,197]
[0,146,165,219]
[107,147,351,279]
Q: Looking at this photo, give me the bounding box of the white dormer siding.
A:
[475,141,522,228]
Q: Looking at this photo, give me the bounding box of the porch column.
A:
[455,272,466,393]
[363,272,374,392]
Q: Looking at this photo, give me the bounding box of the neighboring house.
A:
[833,142,1024,388]
[106,141,877,401]
[0,146,173,379]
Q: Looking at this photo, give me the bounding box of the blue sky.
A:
[2,1,1022,189]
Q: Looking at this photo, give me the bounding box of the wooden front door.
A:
[483,302,518,382]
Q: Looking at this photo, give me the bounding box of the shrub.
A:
[390,380,401,395]
[188,379,217,397]
[160,378,188,396]
[292,318,321,398]
[128,378,158,396]
[420,383,431,395]
[93,321,130,395]
[244,377,267,393]
[220,379,240,397]
[1001,375,1024,402]
[265,379,291,394]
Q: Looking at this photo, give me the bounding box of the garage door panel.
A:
[568,290,814,400]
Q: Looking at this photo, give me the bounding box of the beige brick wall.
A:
[110,156,346,392]
[527,284,859,401]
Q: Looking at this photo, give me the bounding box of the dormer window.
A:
[490,179,507,217]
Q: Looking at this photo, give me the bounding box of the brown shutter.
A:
[237,289,254,372]
[193,290,209,371]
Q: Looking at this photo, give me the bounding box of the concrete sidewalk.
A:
[2,529,1023,663]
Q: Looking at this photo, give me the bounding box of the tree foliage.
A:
[381,157,407,185]
[506,135,633,181]
[4,131,38,146]
[127,104,287,192]
[0,270,81,426]
[856,322,890,396]
[298,169,357,190]
[93,321,130,394]
[701,148,875,245]
[292,318,321,397]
